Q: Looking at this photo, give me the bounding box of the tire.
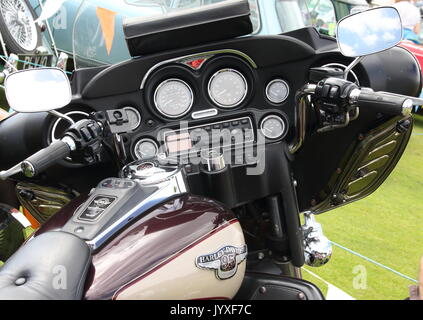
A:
[0,0,41,55]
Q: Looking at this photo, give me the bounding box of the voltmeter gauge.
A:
[266,79,289,104]
[260,115,286,140]
[134,139,159,160]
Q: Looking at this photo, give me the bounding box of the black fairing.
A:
[0,28,420,210]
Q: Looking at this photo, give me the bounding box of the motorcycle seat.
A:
[0,231,91,300]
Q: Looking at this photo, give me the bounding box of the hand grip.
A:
[357,90,413,116]
[21,140,71,177]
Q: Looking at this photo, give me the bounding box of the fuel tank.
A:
[35,194,247,300]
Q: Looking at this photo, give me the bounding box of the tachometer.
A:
[208,69,248,108]
[154,79,193,118]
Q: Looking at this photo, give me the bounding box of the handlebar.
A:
[21,139,73,178]
[314,78,415,117]
[351,88,414,117]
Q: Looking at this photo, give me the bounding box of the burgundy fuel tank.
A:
[35,194,246,300]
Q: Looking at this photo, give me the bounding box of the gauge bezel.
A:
[153,78,194,118]
[208,68,248,108]
[260,115,286,140]
[265,79,290,104]
[123,106,142,131]
[134,138,159,160]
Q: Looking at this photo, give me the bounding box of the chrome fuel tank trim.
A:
[140,49,257,90]
[86,166,188,251]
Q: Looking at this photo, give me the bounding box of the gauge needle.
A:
[263,127,273,134]
[217,89,227,96]
[164,100,173,106]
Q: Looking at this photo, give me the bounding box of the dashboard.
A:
[127,51,292,163]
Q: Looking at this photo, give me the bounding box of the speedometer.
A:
[154,79,193,118]
[208,69,248,108]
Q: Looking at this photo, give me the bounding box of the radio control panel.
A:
[163,116,255,156]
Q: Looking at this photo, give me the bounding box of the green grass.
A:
[304,114,423,300]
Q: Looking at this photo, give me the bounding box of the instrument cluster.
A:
[131,53,293,162]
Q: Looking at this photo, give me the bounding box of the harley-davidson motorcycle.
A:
[0,0,420,300]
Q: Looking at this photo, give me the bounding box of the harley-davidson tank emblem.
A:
[195,245,248,280]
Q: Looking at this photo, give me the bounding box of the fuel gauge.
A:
[260,115,286,140]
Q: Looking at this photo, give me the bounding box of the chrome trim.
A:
[21,161,36,178]
[260,115,286,140]
[349,88,361,105]
[343,57,363,81]
[153,78,194,119]
[49,110,75,126]
[50,111,89,154]
[289,84,316,154]
[402,99,413,116]
[208,68,248,109]
[265,79,290,104]
[140,49,257,90]
[133,138,159,160]
[0,163,22,181]
[322,63,360,85]
[303,212,332,267]
[87,165,188,250]
[113,133,127,166]
[191,108,218,119]
[123,106,142,131]
[201,149,226,172]
[62,136,76,151]
[317,112,350,133]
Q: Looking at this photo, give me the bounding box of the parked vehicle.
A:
[0,1,420,300]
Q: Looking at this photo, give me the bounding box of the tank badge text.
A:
[195,245,247,280]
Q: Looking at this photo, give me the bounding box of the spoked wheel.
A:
[0,0,41,54]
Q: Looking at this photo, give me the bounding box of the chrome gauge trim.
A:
[140,49,257,90]
[208,68,248,109]
[123,106,142,131]
[265,79,290,104]
[154,78,194,119]
[322,63,360,85]
[191,108,218,119]
[50,111,89,143]
[133,138,159,160]
[260,115,286,140]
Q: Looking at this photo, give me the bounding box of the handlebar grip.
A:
[21,140,71,177]
[356,90,413,116]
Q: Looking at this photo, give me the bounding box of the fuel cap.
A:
[201,149,225,172]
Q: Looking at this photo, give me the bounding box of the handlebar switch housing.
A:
[314,78,359,114]
[65,120,103,165]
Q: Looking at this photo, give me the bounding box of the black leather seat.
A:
[0,231,91,300]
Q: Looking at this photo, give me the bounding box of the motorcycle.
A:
[0,1,420,299]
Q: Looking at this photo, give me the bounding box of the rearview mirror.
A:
[5,68,72,113]
[337,7,402,57]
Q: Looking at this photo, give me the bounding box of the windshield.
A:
[72,0,312,69]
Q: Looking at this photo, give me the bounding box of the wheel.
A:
[0,0,41,54]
